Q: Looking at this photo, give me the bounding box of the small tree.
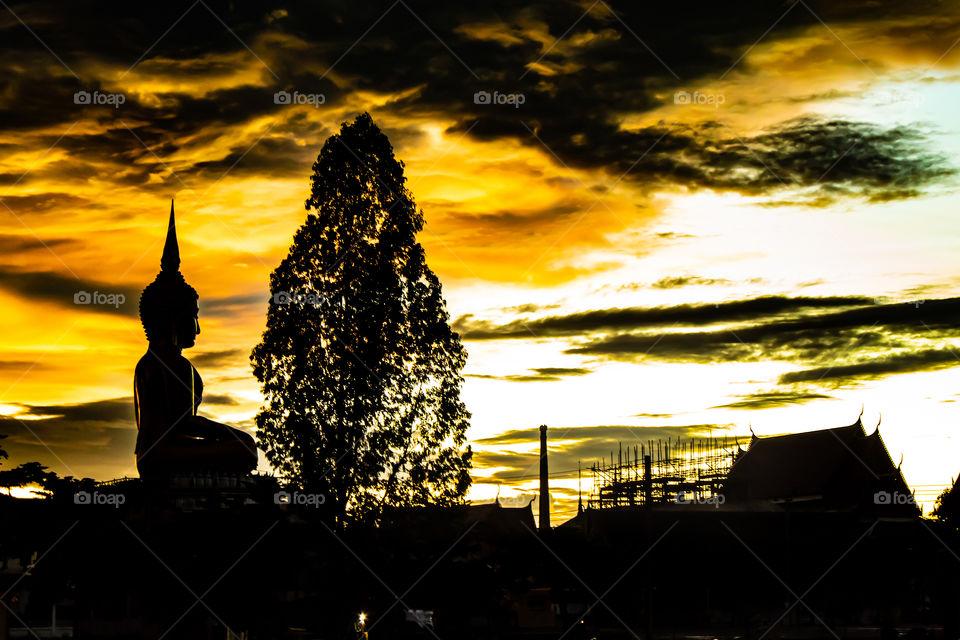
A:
[252,113,472,526]
[0,438,87,499]
[0,460,57,496]
[934,478,960,530]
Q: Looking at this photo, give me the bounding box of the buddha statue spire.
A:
[161,199,180,273]
[138,200,198,342]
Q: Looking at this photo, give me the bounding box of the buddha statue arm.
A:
[136,355,214,442]
[134,357,195,453]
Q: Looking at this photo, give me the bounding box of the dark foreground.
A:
[1,482,958,639]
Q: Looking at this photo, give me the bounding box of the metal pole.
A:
[539,424,550,531]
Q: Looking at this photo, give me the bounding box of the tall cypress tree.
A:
[252,113,472,526]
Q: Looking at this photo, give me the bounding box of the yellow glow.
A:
[7,485,46,499]
[0,404,21,417]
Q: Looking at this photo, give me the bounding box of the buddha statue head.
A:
[139,201,200,349]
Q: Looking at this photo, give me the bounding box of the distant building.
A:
[573,415,919,520]
[723,417,918,516]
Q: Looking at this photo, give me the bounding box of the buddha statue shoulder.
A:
[134,202,257,480]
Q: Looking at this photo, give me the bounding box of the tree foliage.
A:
[933,478,960,531]
[0,434,100,499]
[0,458,56,496]
[252,113,472,526]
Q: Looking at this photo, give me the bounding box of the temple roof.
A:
[723,417,914,513]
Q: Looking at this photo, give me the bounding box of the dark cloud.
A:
[651,275,731,289]
[475,424,720,446]
[467,201,584,229]
[201,393,242,406]
[603,276,764,294]
[455,295,876,340]
[0,193,94,215]
[0,265,138,316]
[778,348,960,384]
[498,303,561,314]
[18,397,132,422]
[684,117,955,206]
[713,391,835,410]
[460,295,960,386]
[0,0,954,212]
[176,110,334,181]
[531,367,590,377]
[190,348,246,368]
[0,233,74,253]
[553,296,960,387]
[450,114,955,205]
[201,292,267,318]
[467,366,591,382]
[566,296,960,363]
[0,359,52,372]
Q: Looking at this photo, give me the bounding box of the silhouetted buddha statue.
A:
[134,202,257,481]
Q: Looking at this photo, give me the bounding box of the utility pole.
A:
[539,424,550,532]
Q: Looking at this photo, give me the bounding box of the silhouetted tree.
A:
[0,434,8,495]
[252,113,472,526]
[934,478,960,531]
[0,460,57,496]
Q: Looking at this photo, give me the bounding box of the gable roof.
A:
[723,418,915,513]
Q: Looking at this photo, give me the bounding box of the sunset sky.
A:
[2,0,960,521]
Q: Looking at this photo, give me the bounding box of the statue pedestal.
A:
[141,471,276,511]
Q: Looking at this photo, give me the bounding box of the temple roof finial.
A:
[161,199,180,273]
[871,413,882,437]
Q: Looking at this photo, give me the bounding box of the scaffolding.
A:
[586,436,741,509]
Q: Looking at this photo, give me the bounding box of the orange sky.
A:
[3,0,960,522]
